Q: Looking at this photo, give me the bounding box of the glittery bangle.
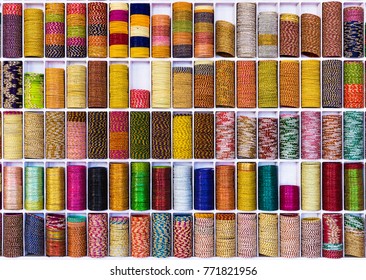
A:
[194,112,214,159]
[173,214,193,258]
[280,214,300,258]
[3,4,23,58]
[25,214,45,256]
[301,13,321,57]
[88,2,107,58]
[152,213,172,258]
[322,1,342,57]
[3,61,23,108]
[237,3,256,58]
[259,213,278,257]
[88,213,108,258]
[216,213,236,258]
[194,213,214,258]
[4,213,23,257]
[280,13,299,57]
[237,213,257,258]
